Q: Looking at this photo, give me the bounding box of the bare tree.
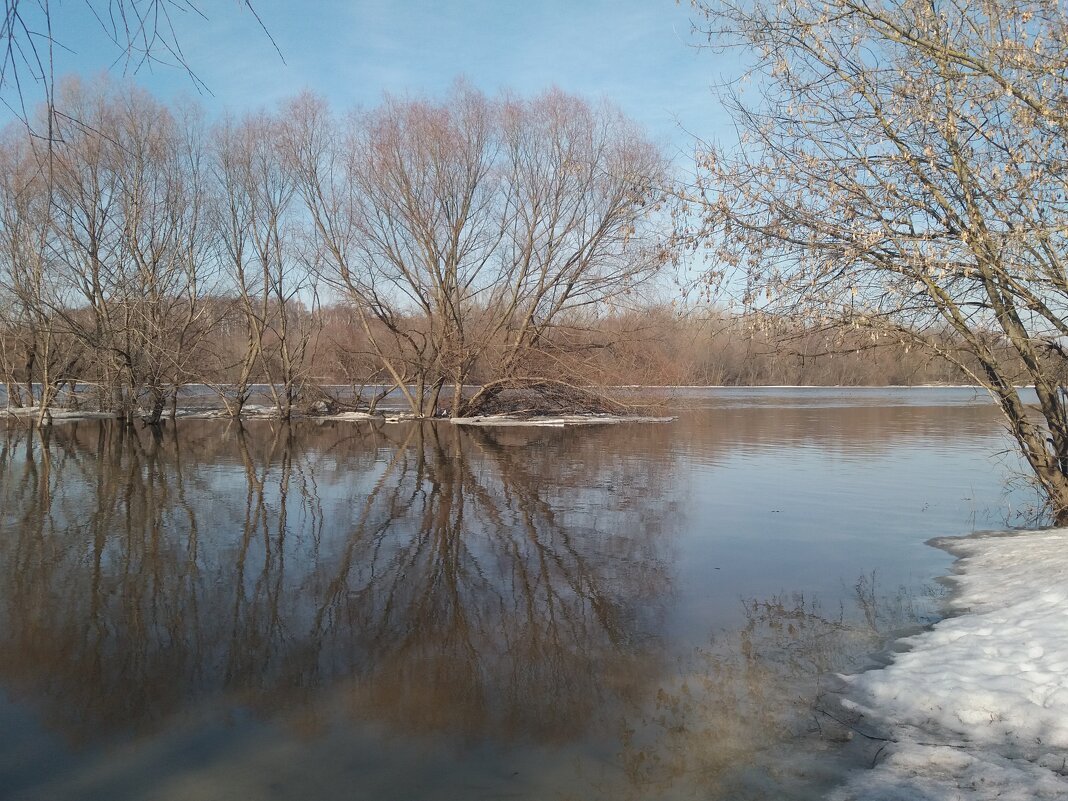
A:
[109,89,212,423]
[210,111,318,420]
[689,0,1068,521]
[289,85,669,418]
[8,79,215,423]
[0,127,82,423]
[0,82,666,423]
[461,89,671,416]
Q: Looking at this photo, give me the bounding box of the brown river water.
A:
[0,388,1039,800]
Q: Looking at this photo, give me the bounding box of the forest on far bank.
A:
[3,296,1000,411]
[303,303,977,390]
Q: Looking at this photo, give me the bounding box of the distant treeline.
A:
[2,298,973,406]
[581,308,971,387]
[254,303,976,388]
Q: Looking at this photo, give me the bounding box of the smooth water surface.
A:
[0,388,1038,800]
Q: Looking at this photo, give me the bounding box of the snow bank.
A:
[832,529,1068,800]
[0,407,114,422]
[4,406,677,427]
[1,406,418,425]
[450,414,675,428]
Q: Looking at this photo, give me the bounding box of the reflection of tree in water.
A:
[300,422,672,742]
[0,420,673,745]
[595,578,942,801]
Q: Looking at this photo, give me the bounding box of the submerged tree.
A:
[689,0,1068,521]
[210,112,320,420]
[0,128,80,423]
[41,80,215,423]
[0,81,668,423]
[290,84,670,417]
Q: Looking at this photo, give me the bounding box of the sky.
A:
[3,0,733,162]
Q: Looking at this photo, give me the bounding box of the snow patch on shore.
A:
[0,406,418,424]
[450,414,675,428]
[2,406,675,427]
[0,407,115,422]
[832,529,1068,800]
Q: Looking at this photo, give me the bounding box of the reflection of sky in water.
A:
[667,385,1033,408]
[676,423,1024,636]
[0,389,1040,800]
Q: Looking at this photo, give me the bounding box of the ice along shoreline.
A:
[0,405,676,428]
[831,528,1068,800]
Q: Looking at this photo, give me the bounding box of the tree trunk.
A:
[145,388,166,426]
[5,381,23,408]
[450,372,465,418]
[1045,472,1068,526]
[425,378,445,417]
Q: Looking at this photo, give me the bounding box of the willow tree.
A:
[289,85,669,418]
[210,112,320,420]
[690,0,1068,521]
[0,128,83,423]
[16,79,215,423]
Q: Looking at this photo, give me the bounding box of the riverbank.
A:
[831,529,1068,800]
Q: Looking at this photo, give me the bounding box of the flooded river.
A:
[0,388,1038,800]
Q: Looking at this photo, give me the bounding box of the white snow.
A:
[450,414,675,427]
[0,406,417,424]
[0,406,115,421]
[2,406,676,427]
[831,529,1068,800]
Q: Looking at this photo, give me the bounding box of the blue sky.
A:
[7,0,732,161]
